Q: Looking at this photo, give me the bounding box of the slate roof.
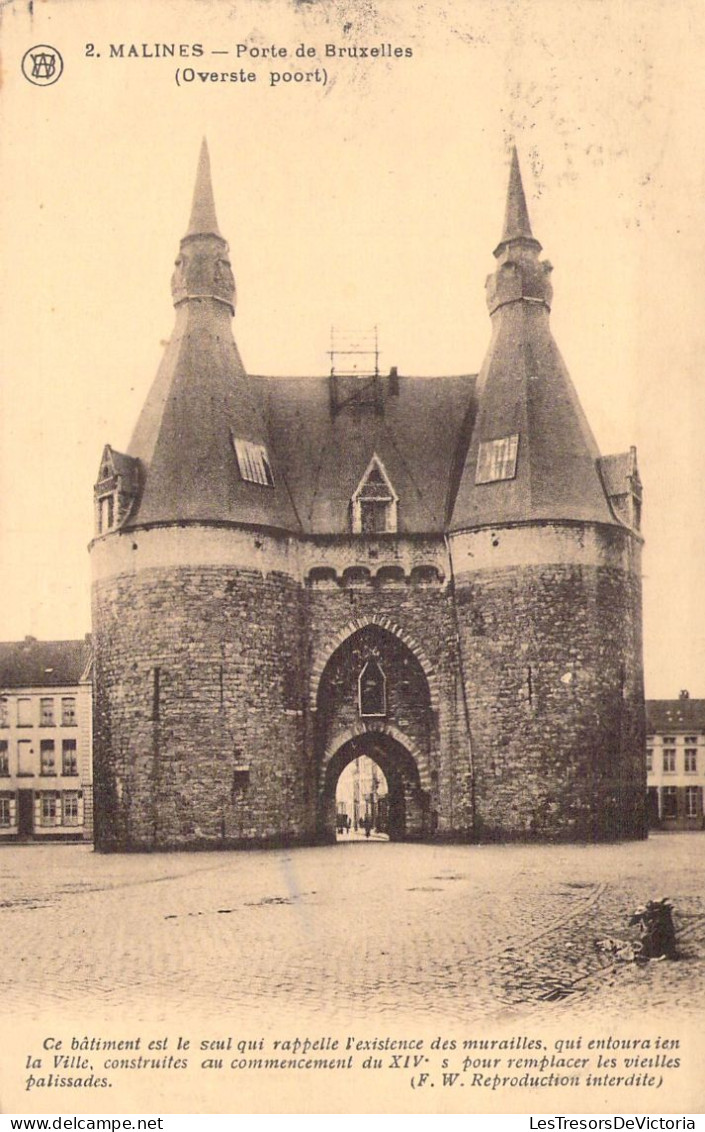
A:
[0,638,92,689]
[116,145,624,539]
[186,138,223,238]
[495,146,541,255]
[257,374,477,534]
[449,151,616,532]
[125,304,301,531]
[599,449,640,497]
[111,449,137,479]
[449,304,615,530]
[646,700,705,734]
[126,362,476,533]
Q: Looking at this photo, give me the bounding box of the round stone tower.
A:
[90,142,310,850]
[448,149,646,841]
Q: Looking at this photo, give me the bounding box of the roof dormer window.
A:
[475,434,519,484]
[351,454,398,534]
[232,437,274,487]
[93,445,139,535]
[97,494,116,534]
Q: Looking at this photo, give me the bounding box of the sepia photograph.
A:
[0,0,704,1116]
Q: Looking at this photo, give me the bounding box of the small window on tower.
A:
[475,435,519,484]
[232,437,275,487]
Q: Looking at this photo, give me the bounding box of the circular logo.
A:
[21,45,64,86]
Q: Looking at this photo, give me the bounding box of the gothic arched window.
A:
[358,658,387,718]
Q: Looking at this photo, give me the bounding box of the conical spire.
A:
[126,145,300,533]
[449,148,615,532]
[186,138,221,238]
[171,140,235,313]
[494,146,541,257]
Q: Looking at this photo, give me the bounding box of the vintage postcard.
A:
[1,0,704,1117]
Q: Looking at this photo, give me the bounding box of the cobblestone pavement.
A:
[1,833,703,1026]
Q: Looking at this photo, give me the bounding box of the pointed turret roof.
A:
[123,145,300,532]
[185,138,221,238]
[450,149,615,532]
[494,145,540,255]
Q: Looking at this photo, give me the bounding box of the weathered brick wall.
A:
[92,564,309,850]
[453,543,645,841]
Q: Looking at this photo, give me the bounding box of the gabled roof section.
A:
[646,699,705,734]
[352,454,399,503]
[96,444,138,483]
[256,374,477,535]
[0,638,92,689]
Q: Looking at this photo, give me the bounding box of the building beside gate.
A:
[90,143,646,851]
[0,637,93,841]
[646,694,705,830]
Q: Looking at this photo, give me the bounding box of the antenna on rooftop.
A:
[328,326,379,378]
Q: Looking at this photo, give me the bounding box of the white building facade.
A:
[646,695,705,830]
[0,638,93,841]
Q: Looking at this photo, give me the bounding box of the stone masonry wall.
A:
[92,564,308,850]
[92,522,645,848]
[453,547,645,841]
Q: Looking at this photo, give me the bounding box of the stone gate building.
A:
[90,143,646,850]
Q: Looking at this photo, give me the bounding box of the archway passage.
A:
[321,732,431,843]
[335,755,389,841]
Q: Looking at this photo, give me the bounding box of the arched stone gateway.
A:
[314,622,438,843]
[319,732,432,843]
[309,615,441,712]
[90,145,646,851]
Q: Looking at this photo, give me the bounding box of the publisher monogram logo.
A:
[21,45,64,86]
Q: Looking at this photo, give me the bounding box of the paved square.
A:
[2,833,703,1026]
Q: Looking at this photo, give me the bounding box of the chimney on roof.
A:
[679,689,690,699]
